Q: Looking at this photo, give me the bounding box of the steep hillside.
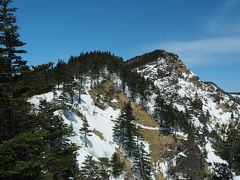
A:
[25,50,240,179]
[128,50,240,179]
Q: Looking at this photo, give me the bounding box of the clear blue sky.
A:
[13,0,240,92]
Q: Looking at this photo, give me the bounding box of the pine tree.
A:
[112,106,127,144]
[0,0,27,82]
[98,157,110,180]
[110,152,123,178]
[34,100,79,179]
[0,100,79,179]
[76,73,86,104]
[63,79,77,104]
[0,0,29,141]
[115,101,138,157]
[53,59,67,89]
[81,155,100,180]
[124,102,136,156]
[134,142,152,180]
[212,163,233,180]
[153,95,164,126]
[79,117,92,147]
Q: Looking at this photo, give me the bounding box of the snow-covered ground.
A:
[134,56,240,178]
[29,78,155,179]
[29,80,120,165]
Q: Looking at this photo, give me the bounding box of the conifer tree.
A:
[0,100,79,179]
[110,152,123,178]
[79,117,92,147]
[134,142,152,180]
[0,0,29,140]
[0,0,27,81]
[124,102,139,157]
[34,100,79,179]
[153,95,164,126]
[113,101,139,157]
[112,106,127,144]
[81,155,100,180]
[54,59,67,89]
[98,157,110,180]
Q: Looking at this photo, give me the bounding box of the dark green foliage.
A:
[214,121,240,175]
[98,157,110,180]
[192,93,203,110]
[79,117,92,147]
[125,49,179,70]
[29,63,56,95]
[0,100,79,179]
[153,94,195,137]
[81,155,100,180]
[113,101,139,157]
[120,68,151,102]
[133,142,152,180]
[68,51,123,77]
[0,2,80,173]
[212,163,233,180]
[110,152,123,178]
[53,59,68,89]
[153,95,164,126]
[0,0,27,82]
[63,79,77,104]
[0,0,29,141]
[154,95,175,134]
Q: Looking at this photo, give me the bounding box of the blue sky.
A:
[13,0,240,92]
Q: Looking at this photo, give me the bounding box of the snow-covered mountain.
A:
[132,51,240,127]
[28,50,240,179]
[129,50,240,179]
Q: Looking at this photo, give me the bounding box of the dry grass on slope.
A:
[90,80,181,179]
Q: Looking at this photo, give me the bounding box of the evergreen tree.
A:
[124,101,139,157]
[212,163,233,180]
[134,142,152,180]
[30,63,55,95]
[34,100,79,179]
[53,59,67,89]
[63,79,76,105]
[153,95,164,126]
[113,101,139,157]
[0,0,29,141]
[0,1,80,179]
[81,155,100,180]
[98,157,110,180]
[79,117,92,147]
[0,0,27,82]
[110,152,123,178]
[0,100,79,179]
[112,106,127,144]
[76,73,86,104]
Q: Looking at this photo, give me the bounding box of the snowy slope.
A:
[132,55,240,177]
[29,77,155,179]
[29,78,123,178]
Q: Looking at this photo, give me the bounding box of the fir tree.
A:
[34,100,79,179]
[53,59,67,89]
[110,152,123,178]
[212,163,233,180]
[153,95,164,126]
[81,155,100,180]
[0,0,29,141]
[98,157,110,180]
[79,117,92,147]
[112,106,127,144]
[134,142,152,180]
[113,101,139,157]
[0,0,27,82]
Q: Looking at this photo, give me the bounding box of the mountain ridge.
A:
[28,50,240,179]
